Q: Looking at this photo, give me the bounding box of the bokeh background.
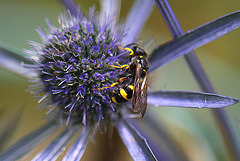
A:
[0,0,240,160]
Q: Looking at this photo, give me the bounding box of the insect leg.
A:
[93,76,129,90]
[118,46,134,56]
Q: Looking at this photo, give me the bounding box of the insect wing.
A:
[140,75,148,117]
[132,63,148,117]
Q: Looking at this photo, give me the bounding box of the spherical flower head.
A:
[27,9,129,125]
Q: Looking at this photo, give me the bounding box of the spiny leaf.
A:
[148,90,239,108]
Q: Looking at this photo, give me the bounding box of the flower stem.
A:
[154,0,240,160]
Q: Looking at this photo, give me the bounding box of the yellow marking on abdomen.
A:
[111,97,119,104]
[120,88,131,101]
[129,85,134,90]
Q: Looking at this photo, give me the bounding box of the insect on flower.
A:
[95,44,149,117]
[1,1,240,161]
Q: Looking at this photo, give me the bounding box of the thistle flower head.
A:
[28,9,130,125]
[1,1,240,161]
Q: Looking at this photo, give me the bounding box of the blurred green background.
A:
[0,0,240,160]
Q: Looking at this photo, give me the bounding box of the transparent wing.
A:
[132,63,148,117]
